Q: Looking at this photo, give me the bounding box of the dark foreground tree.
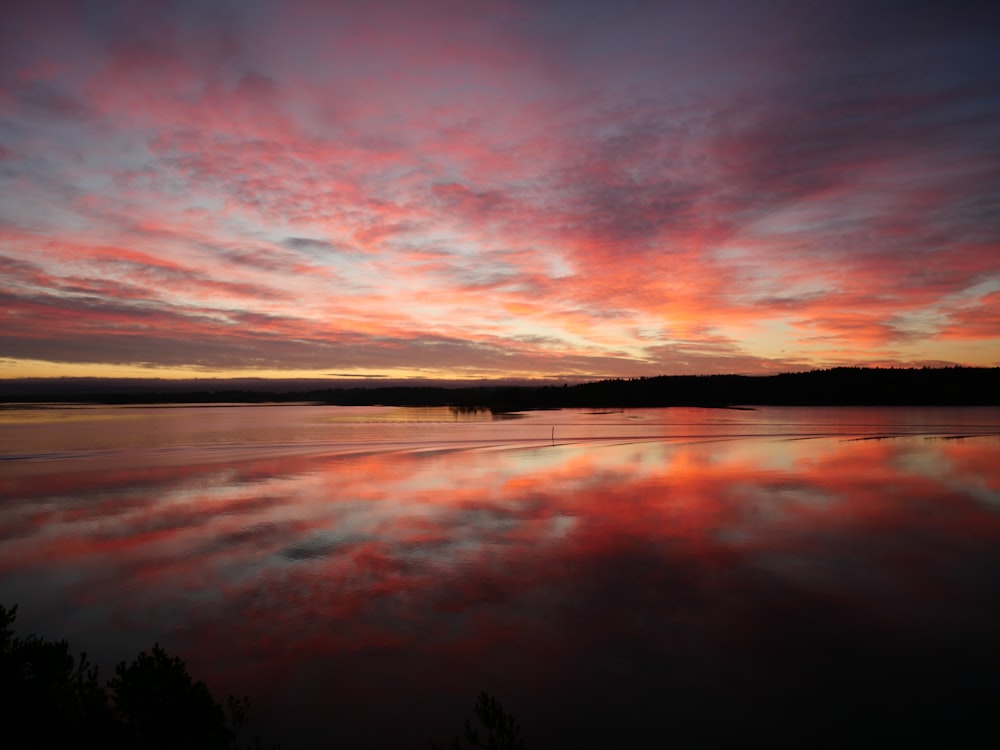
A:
[433,691,525,750]
[1,603,276,749]
[0,603,115,744]
[108,642,230,748]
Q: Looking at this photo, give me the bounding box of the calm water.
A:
[2,405,1000,745]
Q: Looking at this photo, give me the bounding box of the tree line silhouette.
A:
[4,367,998,409]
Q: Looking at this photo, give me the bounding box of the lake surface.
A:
[2,405,1000,746]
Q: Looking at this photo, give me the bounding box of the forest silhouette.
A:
[3,366,999,408]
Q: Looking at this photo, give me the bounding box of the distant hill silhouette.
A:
[2,367,998,408]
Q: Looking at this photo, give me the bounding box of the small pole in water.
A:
[551,426,555,445]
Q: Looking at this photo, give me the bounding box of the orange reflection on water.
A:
[1,428,999,746]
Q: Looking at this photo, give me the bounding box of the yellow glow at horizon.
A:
[2,336,997,382]
[0,358,567,381]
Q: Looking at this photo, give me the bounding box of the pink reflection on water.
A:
[1,413,999,745]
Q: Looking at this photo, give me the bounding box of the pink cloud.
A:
[940,290,1000,341]
[1,0,998,377]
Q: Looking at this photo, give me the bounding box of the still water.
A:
[2,405,1000,745]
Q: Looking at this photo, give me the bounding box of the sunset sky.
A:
[2,0,998,381]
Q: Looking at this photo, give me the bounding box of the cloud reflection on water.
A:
[1,418,999,745]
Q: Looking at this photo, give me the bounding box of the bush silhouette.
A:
[433,691,524,750]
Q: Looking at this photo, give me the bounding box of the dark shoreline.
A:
[2,367,998,409]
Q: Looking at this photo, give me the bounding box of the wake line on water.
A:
[841,432,1000,442]
[5,430,1000,466]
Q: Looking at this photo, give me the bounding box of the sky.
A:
[1,0,998,381]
